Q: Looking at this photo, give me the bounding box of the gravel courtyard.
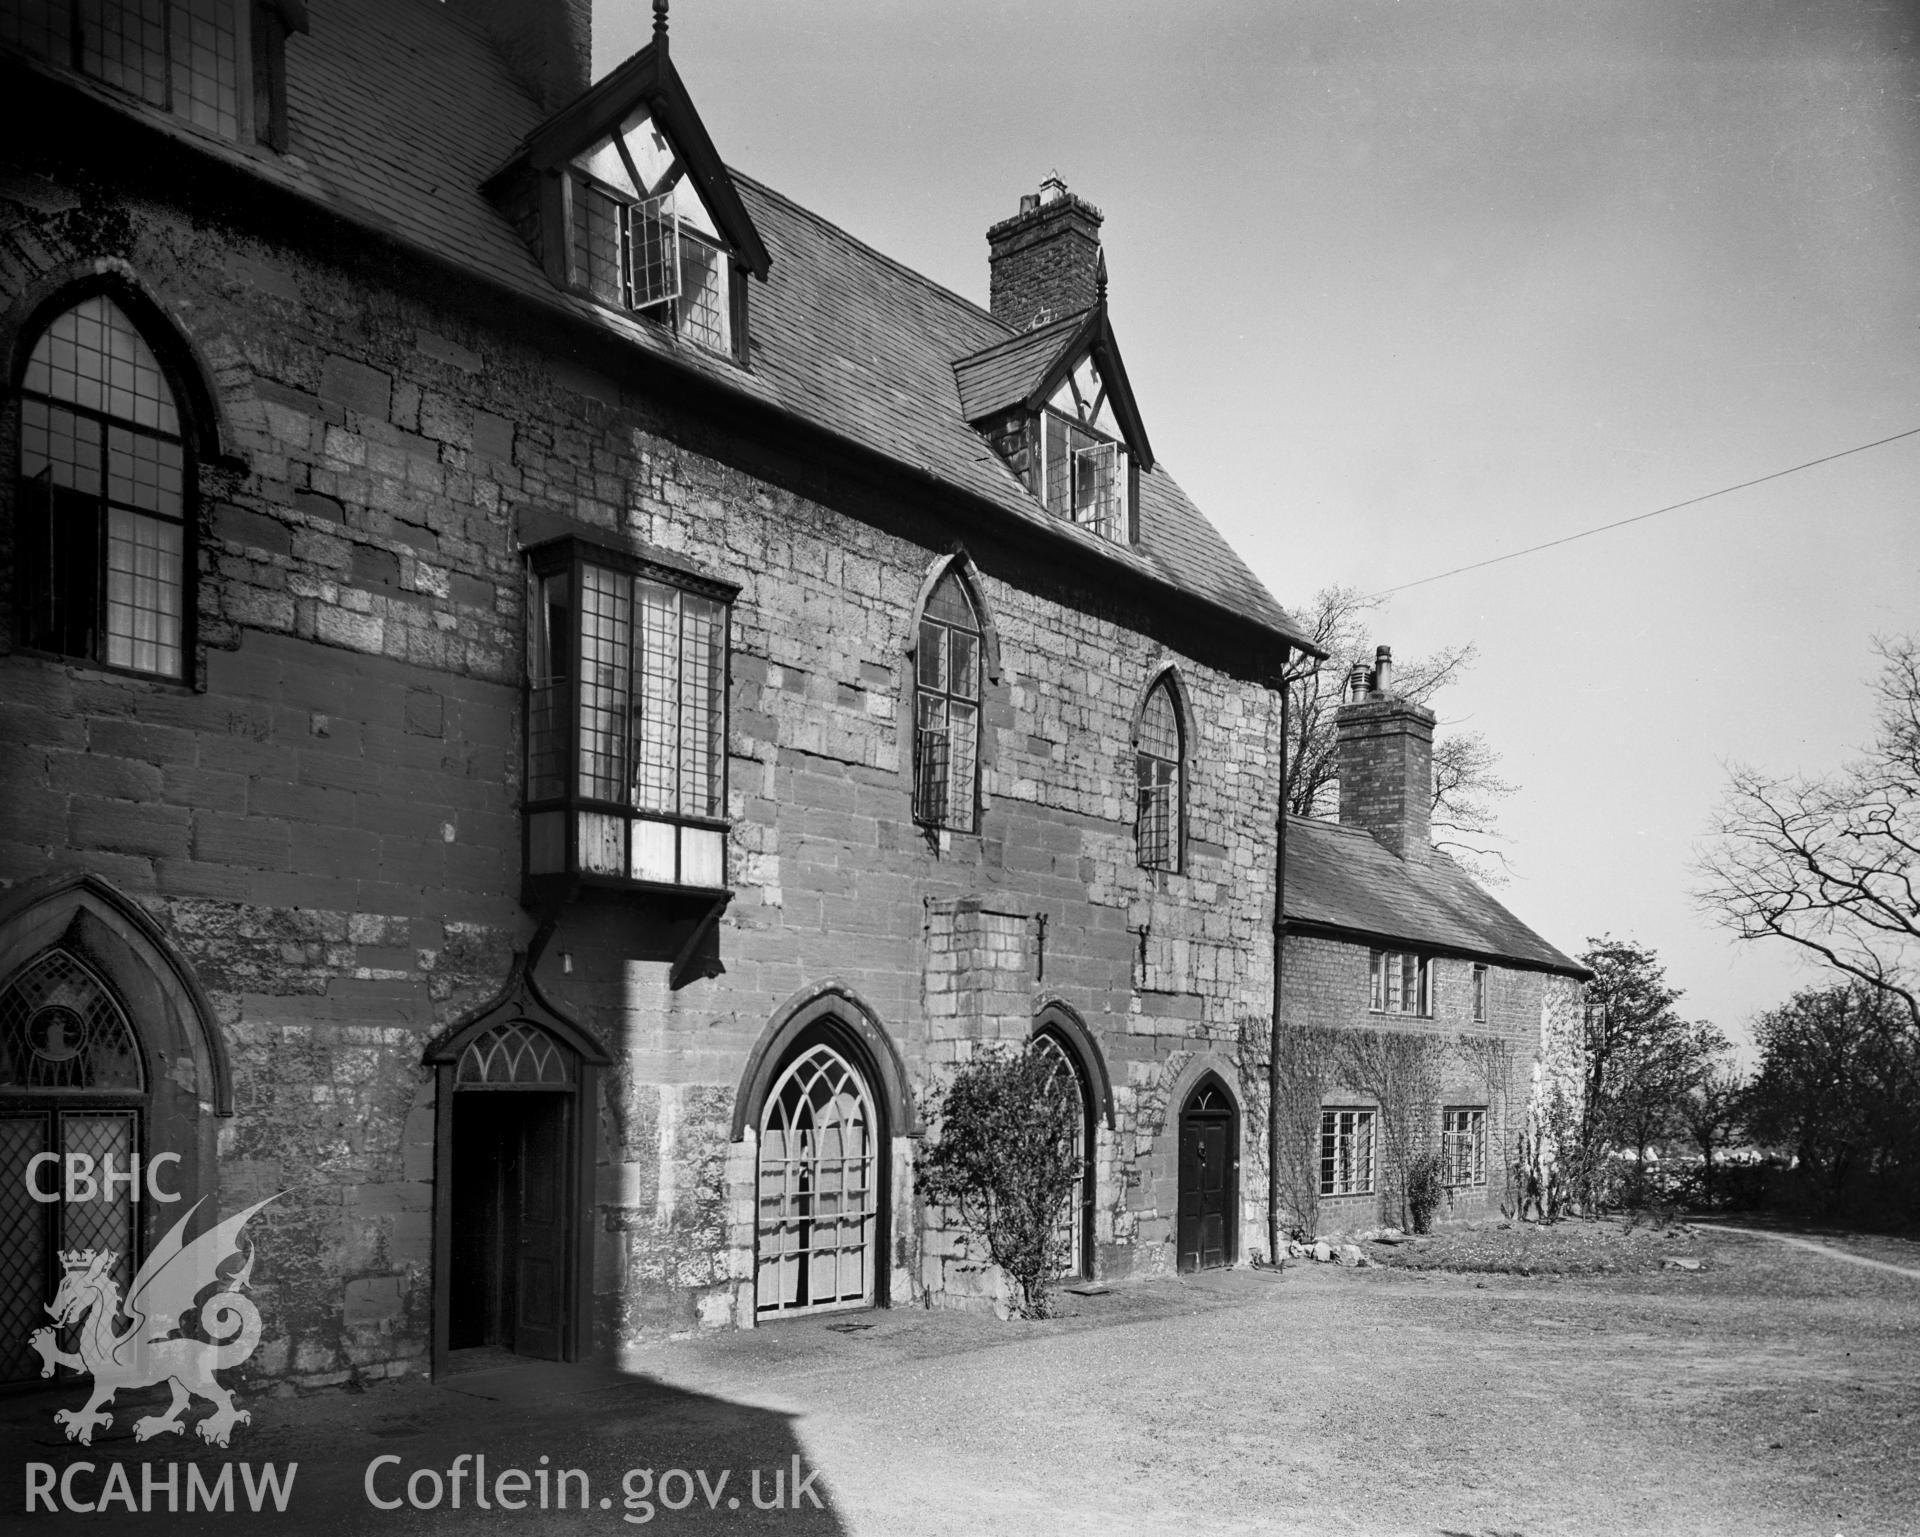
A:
[9,1224,1916,1535]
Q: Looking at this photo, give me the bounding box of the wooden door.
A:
[1177,1081,1236,1273]
[513,1095,568,1360]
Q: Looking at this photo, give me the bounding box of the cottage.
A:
[1278,649,1587,1238]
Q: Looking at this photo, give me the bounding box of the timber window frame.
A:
[13,291,196,681]
[1471,963,1488,1023]
[560,168,741,363]
[1368,948,1431,1018]
[912,570,983,834]
[522,536,736,895]
[1135,675,1183,872]
[1320,1106,1376,1197]
[1442,1106,1487,1189]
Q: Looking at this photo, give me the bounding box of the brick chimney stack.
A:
[457,0,593,112]
[987,175,1105,331]
[1335,645,1435,863]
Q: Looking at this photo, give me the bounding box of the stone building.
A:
[1277,649,1588,1238]
[0,0,1335,1391]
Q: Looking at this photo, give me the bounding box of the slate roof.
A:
[951,314,1085,422]
[1285,818,1587,978]
[21,0,1310,654]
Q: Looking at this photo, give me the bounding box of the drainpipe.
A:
[1268,663,1293,1266]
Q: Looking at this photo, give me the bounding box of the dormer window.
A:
[1040,355,1130,542]
[483,23,771,369]
[561,108,736,359]
[953,292,1153,551]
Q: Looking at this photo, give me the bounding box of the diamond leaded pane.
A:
[0,951,143,1091]
[0,1115,52,1384]
[61,1113,137,1291]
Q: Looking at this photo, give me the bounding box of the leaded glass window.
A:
[524,539,733,891]
[914,571,981,833]
[16,294,190,678]
[1136,677,1182,872]
[2,1,241,138]
[0,948,144,1387]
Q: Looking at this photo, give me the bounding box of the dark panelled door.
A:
[513,1095,568,1361]
[1177,1082,1236,1273]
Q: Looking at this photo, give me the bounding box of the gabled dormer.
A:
[481,1,771,365]
[956,180,1154,546]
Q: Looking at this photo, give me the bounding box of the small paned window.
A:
[2,0,248,140]
[16,293,191,679]
[562,170,735,360]
[913,571,982,833]
[1320,1107,1375,1197]
[1472,964,1488,1023]
[1443,1107,1487,1188]
[1135,677,1182,872]
[1369,949,1430,1017]
[523,539,733,891]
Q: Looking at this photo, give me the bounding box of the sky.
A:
[594,0,1920,1052]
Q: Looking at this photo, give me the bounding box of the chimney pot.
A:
[1334,642,1434,863]
[986,180,1106,330]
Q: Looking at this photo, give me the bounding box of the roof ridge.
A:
[727,166,1011,336]
[952,309,1088,369]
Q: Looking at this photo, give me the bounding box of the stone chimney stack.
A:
[986,175,1105,330]
[457,0,593,112]
[1335,645,1435,863]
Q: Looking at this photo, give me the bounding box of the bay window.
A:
[523,538,734,894]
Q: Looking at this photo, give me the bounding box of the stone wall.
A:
[0,158,1288,1378]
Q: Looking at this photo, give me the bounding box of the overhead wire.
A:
[1369,423,1920,599]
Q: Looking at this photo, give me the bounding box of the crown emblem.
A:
[59,1249,104,1272]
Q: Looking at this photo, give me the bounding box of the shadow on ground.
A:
[5,1354,843,1533]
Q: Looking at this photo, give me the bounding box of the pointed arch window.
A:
[1033,1030,1093,1279]
[755,1040,878,1318]
[0,948,146,1385]
[913,571,982,833]
[15,293,193,679]
[1136,676,1183,872]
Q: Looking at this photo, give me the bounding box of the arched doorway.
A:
[446,1022,579,1360]
[1032,1029,1095,1280]
[755,1029,881,1319]
[426,959,607,1374]
[0,949,146,1385]
[1177,1076,1238,1273]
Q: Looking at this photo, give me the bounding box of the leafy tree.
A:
[1282,585,1515,883]
[1576,938,1726,1202]
[1677,1062,1747,1204]
[916,1044,1082,1319]
[1744,983,1920,1213]
[1698,635,1920,1030]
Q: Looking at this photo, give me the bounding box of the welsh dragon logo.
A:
[30,1193,282,1448]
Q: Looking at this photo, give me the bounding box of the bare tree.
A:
[1282,585,1514,883]
[1697,636,1920,1031]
